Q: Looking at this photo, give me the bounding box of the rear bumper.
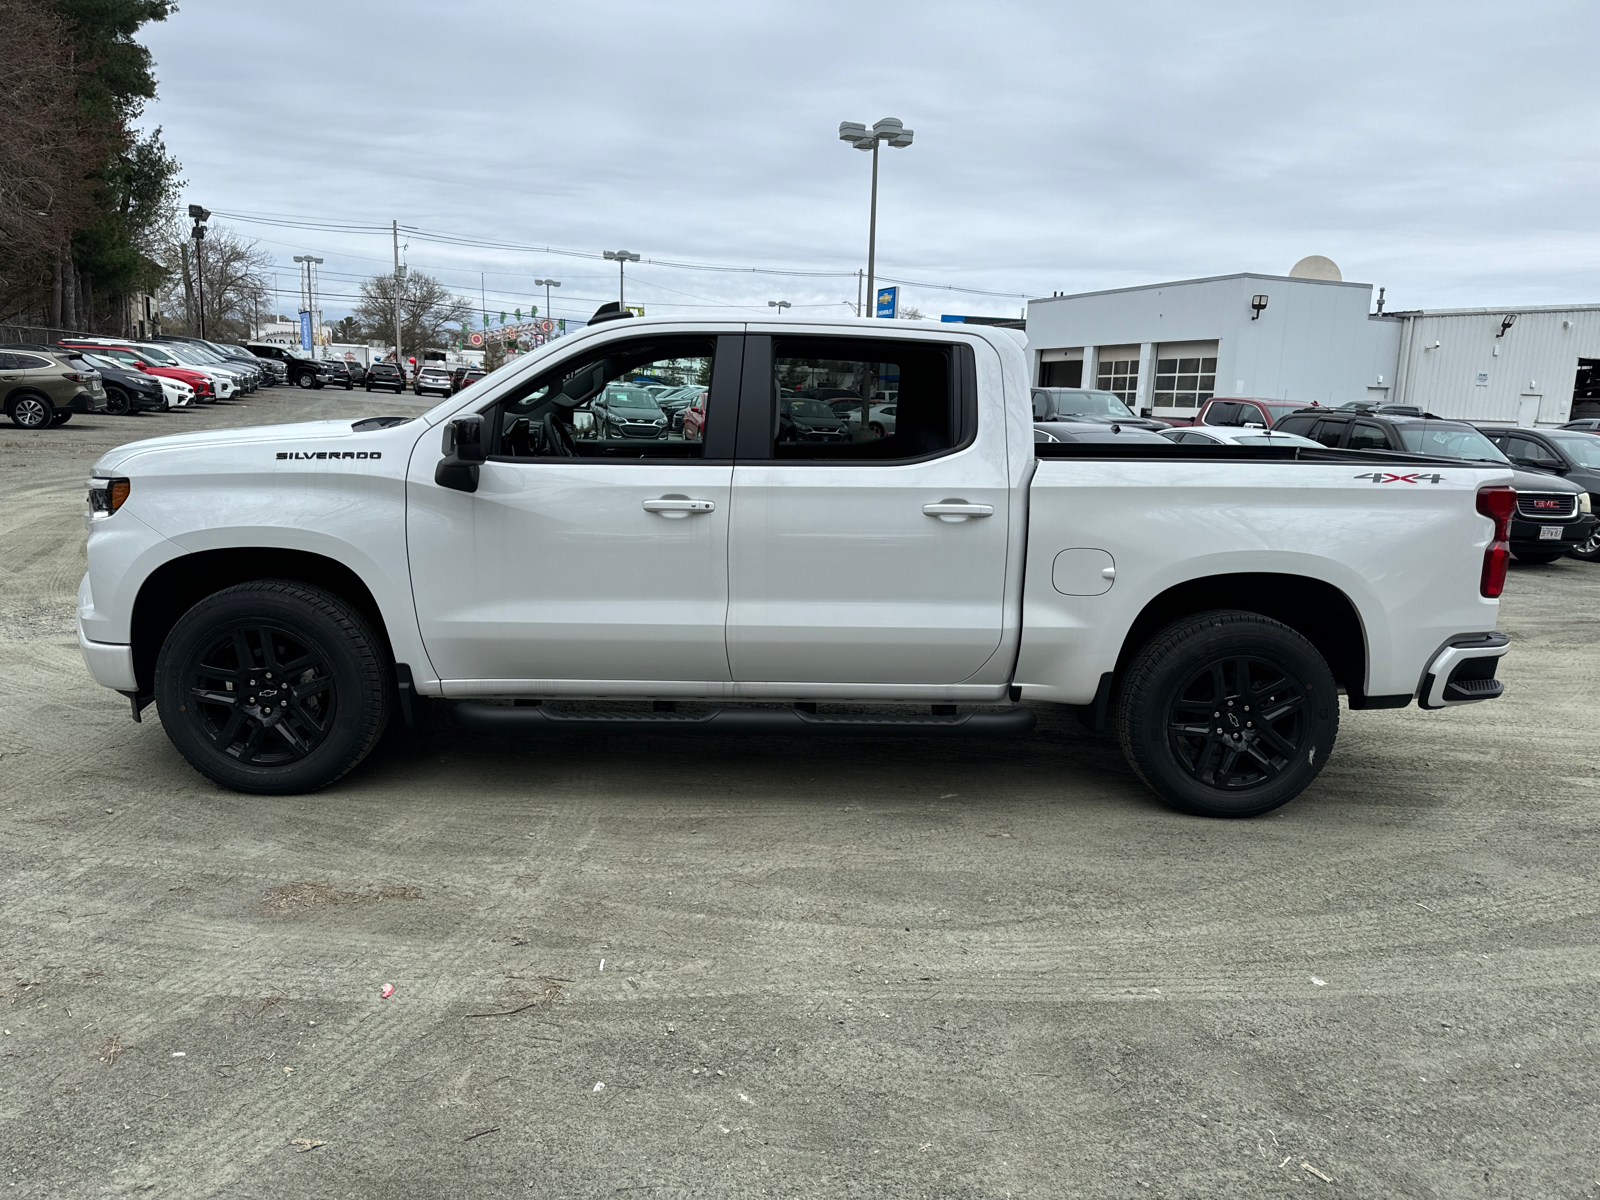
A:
[1418,631,1509,710]
[70,389,107,414]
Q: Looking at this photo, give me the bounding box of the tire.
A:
[1512,550,1564,564]
[868,422,885,438]
[296,372,316,389]
[1116,610,1339,818]
[1568,525,1600,563]
[154,581,391,794]
[51,409,72,425]
[344,381,353,391]
[365,382,372,392]
[8,393,54,429]
[104,387,133,416]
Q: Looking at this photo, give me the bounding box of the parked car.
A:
[1272,408,1596,563]
[592,385,669,439]
[322,359,356,390]
[681,391,707,441]
[114,342,238,399]
[653,385,702,430]
[244,343,342,390]
[364,362,407,394]
[414,364,455,397]
[1166,396,1320,430]
[1033,421,1169,444]
[451,366,486,394]
[1559,418,1600,432]
[1030,387,1170,431]
[780,396,850,442]
[152,340,256,394]
[59,340,215,403]
[154,336,268,391]
[0,347,107,427]
[1479,426,1600,562]
[66,351,166,415]
[1160,426,1323,449]
[827,397,898,438]
[339,358,367,386]
[78,315,1515,817]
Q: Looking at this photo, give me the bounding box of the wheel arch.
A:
[4,386,53,413]
[1114,572,1370,705]
[130,548,394,695]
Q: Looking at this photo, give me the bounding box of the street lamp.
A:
[293,254,324,353]
[188,204,210,337]
[603,251,640,306]
[838,118,914,319]
[768,300,791,315]
[535,278,561,327]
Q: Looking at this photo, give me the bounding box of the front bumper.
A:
[77,621,137,691]
[1418,631,1509,710]
[1509,512,1596,553]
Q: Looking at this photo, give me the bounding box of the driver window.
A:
[492,335,717,461]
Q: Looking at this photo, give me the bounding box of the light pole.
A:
[293,254,323,355]
[535,278,561,327]
[603,250,640,306]
[187,204,210,337]
[837,118,913,319]
[767,300,791,315]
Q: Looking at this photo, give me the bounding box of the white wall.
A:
[1393,306,1600,425]
[1026,273,1397,410]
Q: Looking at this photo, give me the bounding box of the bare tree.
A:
[355,270,471,361]
[155,221,272,341]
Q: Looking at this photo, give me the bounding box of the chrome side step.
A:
[452,703,1037,739]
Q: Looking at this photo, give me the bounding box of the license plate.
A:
[1540,525,1563,540]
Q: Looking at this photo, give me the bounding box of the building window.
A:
[1152,356,1217,411]
[1096,358,1139,405]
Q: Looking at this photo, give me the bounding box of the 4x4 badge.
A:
[1353,472,1445,484]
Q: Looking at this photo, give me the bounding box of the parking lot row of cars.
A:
[1029,385,1600,564]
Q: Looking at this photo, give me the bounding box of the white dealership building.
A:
[1024,262,1600,426]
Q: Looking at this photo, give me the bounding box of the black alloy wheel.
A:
[9,394,54,429]
[155,582,390,793]
[104,386,133,416]
[1117,610,1338,817]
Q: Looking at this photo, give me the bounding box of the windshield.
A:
[80,352,121,372]
[786,399,835,419]
[1547,432,1600,468]
[605,388,661,412]
[135,345,181,366]
[1398,425,1510,463]
[1046,390,1135,418]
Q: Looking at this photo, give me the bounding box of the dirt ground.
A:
[2,389,1597,1199]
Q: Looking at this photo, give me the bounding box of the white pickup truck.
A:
[78,313,1515,817]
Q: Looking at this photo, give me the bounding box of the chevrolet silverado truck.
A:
[78,314,1515,817]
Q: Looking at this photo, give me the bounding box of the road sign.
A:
[875,287,898,319]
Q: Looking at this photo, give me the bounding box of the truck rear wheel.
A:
[154,582,391,794]
[1116,610,1338,818]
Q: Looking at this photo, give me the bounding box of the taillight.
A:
[63,371,84,382]
[1477,485,1516,598]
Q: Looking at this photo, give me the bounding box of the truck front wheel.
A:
[1116,610,1338,818]
[154,582,391,794]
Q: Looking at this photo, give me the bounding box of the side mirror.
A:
[436,414,487,493]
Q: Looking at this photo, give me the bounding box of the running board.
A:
[452,702,1036,739]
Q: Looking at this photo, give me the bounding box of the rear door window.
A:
[1273,415,1315,437]
[1203,401,1241,426]
[1346,421,1390,451]
[1307,418,1347,448]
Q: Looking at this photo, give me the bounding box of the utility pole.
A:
[856,269,863,317]
[187,204,210,337]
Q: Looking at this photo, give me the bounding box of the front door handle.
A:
[923,501,994,521]
[643,497,716,519]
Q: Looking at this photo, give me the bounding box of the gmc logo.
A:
[1529,499,1564,510]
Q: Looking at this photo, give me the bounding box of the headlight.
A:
[87,476,130,519]
[1581,492,1593,514]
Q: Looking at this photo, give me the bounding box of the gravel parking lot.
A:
[2,390,1597,1198]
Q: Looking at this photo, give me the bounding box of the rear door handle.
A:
[923,501,994,520]
[643,497,716,519]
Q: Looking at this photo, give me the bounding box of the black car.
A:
[364,361,407,393]
[1273,409,1597,563]
[780,396,851,442]
[1480,426,1600,562]
[1030,387,1170,431]
[68,351,166,414]
[339,359,367,386]
[320,359,355,390]
[591,385,668,439]
[244,342,344,390]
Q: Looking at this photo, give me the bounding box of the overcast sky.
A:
[141,0,1600,327]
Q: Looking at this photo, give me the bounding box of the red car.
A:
[1163,396,1321,429]
[57,339,215,403]
[682,391,708,442]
